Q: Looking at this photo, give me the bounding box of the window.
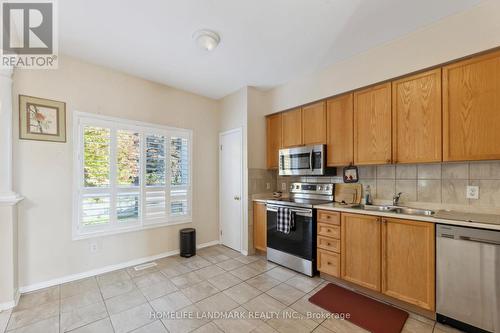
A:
[74,112,192,239]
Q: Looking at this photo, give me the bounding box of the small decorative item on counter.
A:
[364,185,373,205]
[272,191,282,198]
[343,165,359,183]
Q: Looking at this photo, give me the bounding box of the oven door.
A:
[266,204,315,260]
[279,145,325,176]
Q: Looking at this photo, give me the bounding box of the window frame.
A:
[73,111,193,240]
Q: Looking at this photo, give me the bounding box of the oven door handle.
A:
[266,205,313,218]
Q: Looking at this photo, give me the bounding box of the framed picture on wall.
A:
[19,95,66,142]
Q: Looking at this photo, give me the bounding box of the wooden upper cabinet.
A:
[266,113,282,169]
[353,83,392,165]
[382,218,435,311]
[341,213,381,291]
[392,69,442,164]
[282,108,303,148]
[253,202,267,252]
[443,50,500,161]
[302,101,327,145]
[327,94,354,166]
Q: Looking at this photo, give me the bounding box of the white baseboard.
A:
[19,240,221,294]
[0,288,20,311]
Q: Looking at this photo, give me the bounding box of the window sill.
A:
[72,218,192,240]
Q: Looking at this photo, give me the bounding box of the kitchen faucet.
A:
[393,192,403,206]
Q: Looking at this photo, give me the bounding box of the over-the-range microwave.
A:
[278,144,336,176]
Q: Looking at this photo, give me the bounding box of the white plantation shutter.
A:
[74,113,192,239]
[170,135,191,218]
[81,126,111,229]
[144,134,168,224]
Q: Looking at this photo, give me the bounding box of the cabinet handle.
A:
[386,159,391,163]
[327,262,332,265]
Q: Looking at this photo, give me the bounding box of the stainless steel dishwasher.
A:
[437,224,500,333]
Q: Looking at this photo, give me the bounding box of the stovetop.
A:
[266,182,335,209]
[266,197,334,209]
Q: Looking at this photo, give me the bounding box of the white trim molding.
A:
[0,289,20,311]
[19,240,221,294]
[0,194,24,207]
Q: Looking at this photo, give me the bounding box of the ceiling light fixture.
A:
[193,29,220,51]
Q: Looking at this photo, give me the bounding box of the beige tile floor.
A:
[0,245,464,333]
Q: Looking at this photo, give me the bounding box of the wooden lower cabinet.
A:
[253,202,267,252]
[341,213,382,291]
[318,249,340,277]
[317,210,342,278]
[381,217,435,311]
[318,211,437,312]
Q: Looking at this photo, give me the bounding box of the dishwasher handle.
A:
[459,236,500,246]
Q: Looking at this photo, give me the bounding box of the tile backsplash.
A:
[272,161,500,212]
[359,161,500,210]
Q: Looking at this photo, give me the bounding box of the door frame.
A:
[218,127,244,252]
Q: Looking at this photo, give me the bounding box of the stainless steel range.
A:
[266,182,334,276]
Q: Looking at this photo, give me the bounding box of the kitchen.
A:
[253,48,500,333]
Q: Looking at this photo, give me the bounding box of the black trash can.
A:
[180,228,196,257]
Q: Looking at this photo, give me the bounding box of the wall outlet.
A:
[90,242,98,253]
[266,182,271,190]
[466,185,479,200]
[281,182,287,191]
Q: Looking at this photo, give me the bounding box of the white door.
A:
[219,129,243,251]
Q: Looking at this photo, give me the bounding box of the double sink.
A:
[352,204,435,216]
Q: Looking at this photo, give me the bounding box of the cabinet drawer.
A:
[318,249,340,277]
[317,236,340,253]
[318,223,340,239]
[317,210,340,225]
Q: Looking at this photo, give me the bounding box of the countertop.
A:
[314,203,500,231]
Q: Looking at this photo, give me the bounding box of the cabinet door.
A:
[327,94,354,166]
[282,108,303,148]
[253,202,267,252]
[381,218,435,311]
[354,83,392,165]
[443,50,500,161]
[302,101,326,145]
[266,113,282,169]
[392,69,442,163]
[341,213,381,291]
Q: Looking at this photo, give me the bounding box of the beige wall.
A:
[266,0,500,113]
[247,87,270,170]
[13,55,220,288]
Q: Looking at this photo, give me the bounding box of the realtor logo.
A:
[1,0,58,68]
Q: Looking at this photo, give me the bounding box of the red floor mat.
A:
[309,283,409,333]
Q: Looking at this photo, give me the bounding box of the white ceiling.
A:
[59,0,483,99]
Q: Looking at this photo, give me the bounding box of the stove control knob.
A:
[295,185,300,189]
[317,185,322,191]
[289,185,294,190]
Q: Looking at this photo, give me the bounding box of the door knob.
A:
[234,196,240,201]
